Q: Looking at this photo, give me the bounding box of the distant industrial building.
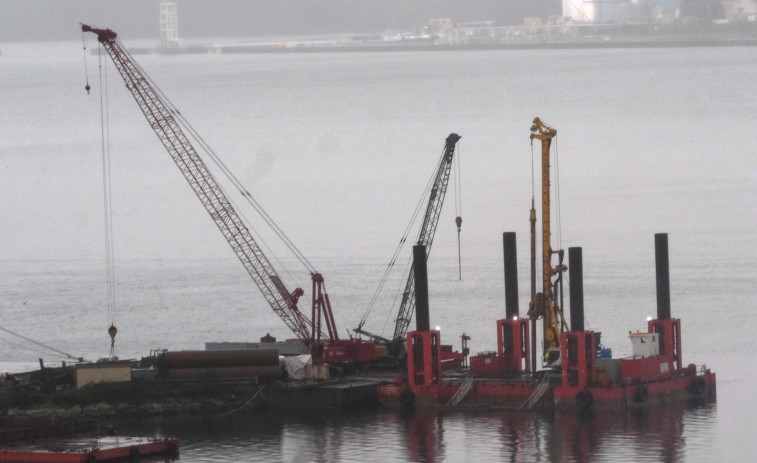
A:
[562,0,756,22]
[159,1,181,48]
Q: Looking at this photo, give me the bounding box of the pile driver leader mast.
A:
[528,117,569,367]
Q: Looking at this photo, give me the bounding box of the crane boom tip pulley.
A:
[81,24,117,42]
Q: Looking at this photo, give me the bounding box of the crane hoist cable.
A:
[380,245,415,336]
[101,48,117,336]
[357,134,461,341]
[144,72,310,288]
[88,39,119,359]
[554,138,562,253]
[357,149,447,333]
[454,141,462,281]
[82,32,91,94]
[129,54,317,277]
[125,73,304,287]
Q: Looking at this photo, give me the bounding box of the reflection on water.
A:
[107,401,716,462]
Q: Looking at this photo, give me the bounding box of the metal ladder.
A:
[520,372,552,409]
[446,375,475,406]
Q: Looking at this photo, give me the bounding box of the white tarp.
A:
[284,354,312,380]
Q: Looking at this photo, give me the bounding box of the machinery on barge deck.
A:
[380,117,716,411]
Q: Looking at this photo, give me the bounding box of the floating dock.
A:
[263,379,381,412]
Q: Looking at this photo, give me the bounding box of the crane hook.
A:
[108,324,118,360]
[455,216,463,281]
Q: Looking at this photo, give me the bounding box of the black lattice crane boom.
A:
[391,133,461,344]
[81,25,335,349]
[354,134,460,354]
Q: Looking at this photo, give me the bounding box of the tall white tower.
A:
[563,0,596,21]
[160,1,181,48]
[563,0,625,22]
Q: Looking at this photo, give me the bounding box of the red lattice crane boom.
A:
[81,25,337,349]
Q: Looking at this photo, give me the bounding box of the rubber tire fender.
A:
[634,385,649,403]
[399,388,415,410]
[575,390,594,410]
[689,376,706,396]
[167,440,179,457]
[128,446,140,460]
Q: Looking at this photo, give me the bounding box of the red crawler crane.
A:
[81,25,366,361]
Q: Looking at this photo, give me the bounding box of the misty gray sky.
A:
[1,0,558,42]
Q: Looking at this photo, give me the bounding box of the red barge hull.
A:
[0,436,179,462]
[379,375,551,409]
[554,370,717,410]
[378,370,715,410]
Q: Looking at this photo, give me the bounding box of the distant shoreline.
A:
[128,37,757,55]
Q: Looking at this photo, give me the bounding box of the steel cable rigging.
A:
[85,33,119,359]
[85,33,315,301]
[454,142,463,280]
[128,51,317,278]
[357,152,445,334]
[80,25,342,349]
[0,326,83,362]
[357,134,461,343]
[553,138,562,254]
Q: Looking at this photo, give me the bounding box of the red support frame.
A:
[407,331,442,393]
[496,318,531,373]
[560,331,595,388]
[648,318,682,370]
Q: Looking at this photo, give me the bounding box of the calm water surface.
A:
[107,403,716,463]
[0,41,755,462]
